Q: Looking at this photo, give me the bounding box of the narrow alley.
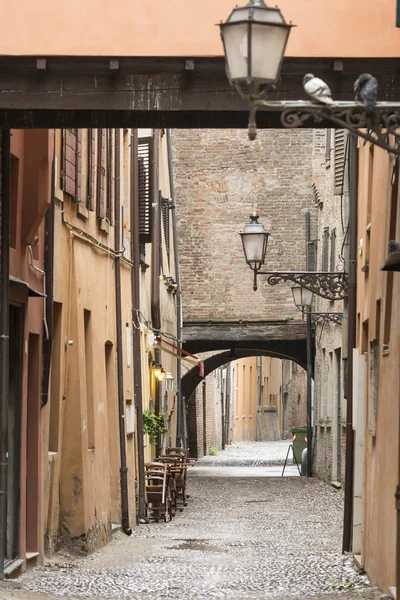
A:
[0,442,377,600]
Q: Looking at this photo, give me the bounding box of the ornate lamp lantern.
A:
[219,0,293,100]
[239,212,269,290]
[291,285,314,309]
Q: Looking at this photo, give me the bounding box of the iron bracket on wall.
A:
[249,100,400,155]
[256,270,348,301]
[310,312,343,325]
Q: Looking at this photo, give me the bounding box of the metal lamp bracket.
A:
[255,270,348,300]
[249,100,400,156]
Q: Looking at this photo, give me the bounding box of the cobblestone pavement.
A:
[199,440,293,467]
[1,443,381,600]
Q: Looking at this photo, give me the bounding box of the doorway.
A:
[6,303,22,563]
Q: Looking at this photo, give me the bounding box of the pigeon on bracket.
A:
[354,73,378,112]
[303,73,333,105]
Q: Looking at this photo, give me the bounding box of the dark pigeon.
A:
[354,73,378,112]
[388,240,400,255]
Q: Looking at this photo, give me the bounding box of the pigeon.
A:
[388,240,400,255]
[303,73,333,105]
[354,73,378,112]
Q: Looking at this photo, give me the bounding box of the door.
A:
[6,303,22,562]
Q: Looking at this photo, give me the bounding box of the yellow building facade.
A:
[41,129,180,554]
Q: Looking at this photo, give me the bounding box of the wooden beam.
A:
[0,56,398,128]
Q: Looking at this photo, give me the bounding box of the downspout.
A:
[151,131,161,332]
[115,129,131,536]
[342,135,358,553]
[0,129,10,579]
[131,130,146,522]
[155,346,162,457]
[166,130,183,448]
[41,132,55,406]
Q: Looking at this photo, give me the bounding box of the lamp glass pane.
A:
[250,23,289,81]
[252,8,285,23]
[291,286,303,308]
[221,22,249,81]
[301,288,314,307]
[241,232,267,264]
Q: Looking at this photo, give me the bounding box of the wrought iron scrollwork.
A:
[257,271,348,301]
[310,313,343,325]
[280,103,400,156]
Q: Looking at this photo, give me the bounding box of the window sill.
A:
[76,203,89,220]
[98,218,110,235]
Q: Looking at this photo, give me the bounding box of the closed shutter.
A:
[307,240,317,271]
[334,130,346,195]
[322,227,330,271]
[97,129,106,220]
[106,129,114,224]
[330,228,337,272]
[87,129,96,210]
[138,137,152,244]
[162,199,170,267]
[62,129,78,198]
[75,129,82,203]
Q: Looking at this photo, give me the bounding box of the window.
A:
[106,129,114,224]
[307,240,317,271]
[87,129,96,211]
[138,137,152,244]
[334,130,346,195]
[330,228,337,272]
[96,129,106,220]
[61,129,82,202]
[322,227,329,271]
[325,129,332,167]
[162,196,170,268]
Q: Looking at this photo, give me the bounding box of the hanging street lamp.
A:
[239,212,270,290]
[219,0,293,96]
[239,214,348,300]
[219,1,400,153]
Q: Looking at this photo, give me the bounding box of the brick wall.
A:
[312,129,346,483]
[187,368,223,458]
[172,129,317,323]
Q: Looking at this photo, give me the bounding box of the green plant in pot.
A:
[143,409,167,445]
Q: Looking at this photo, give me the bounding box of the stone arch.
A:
[181,347,307,402]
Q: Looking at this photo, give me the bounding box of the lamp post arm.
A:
[255,270,348,301]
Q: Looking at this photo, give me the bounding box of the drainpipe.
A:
[130,130,146,523]
[166,130,183,448]
[115,129,131,536]
[41,132,55,406]
[0,130,10,579]
[342,135,358,553]
[151,131,161,332]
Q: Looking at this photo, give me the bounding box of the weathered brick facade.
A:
[311,129,346,483]
[172,129,317,323]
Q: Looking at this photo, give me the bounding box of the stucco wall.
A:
[0,1,399,57]
[356,142,399,592]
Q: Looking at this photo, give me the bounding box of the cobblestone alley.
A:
[0,443,380,600]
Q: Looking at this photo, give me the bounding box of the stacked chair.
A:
[144,447,196,522]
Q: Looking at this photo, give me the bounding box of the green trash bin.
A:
[291,427,307,464]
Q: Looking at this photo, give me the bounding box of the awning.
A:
[9,275,46,298]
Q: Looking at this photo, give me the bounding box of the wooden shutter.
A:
[334,130,346,194]
[106,129,114,225]
[75,130,82,203]
[87,129,96,210]
[97,129,106,220]
[325,129,332,166]
[307,240,317,271]
[162,198,170,267]
[138,137,152,244]
[62,129,77,198]
[330,228,337,272]
[322,227,330,271]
